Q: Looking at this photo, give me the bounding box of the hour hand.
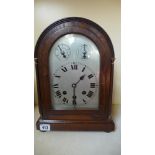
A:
[72,85,77,105]
[73,94,76,105]
[72,96,76,105]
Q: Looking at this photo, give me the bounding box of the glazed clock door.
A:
[49,34,100,110]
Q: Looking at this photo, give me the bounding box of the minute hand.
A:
[58,45,66,58]
[75,74,85,85]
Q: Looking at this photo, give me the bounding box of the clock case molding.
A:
[35,17,115,132]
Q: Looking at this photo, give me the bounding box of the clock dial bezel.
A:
[35,17,114,121]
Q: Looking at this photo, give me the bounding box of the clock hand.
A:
[72,84,77,105]
[75,74,85,85]
[83,52,87,59]
[83,44,87,52]
[71,75,85,105]
[83,44,87,59]
[58,45,66,58]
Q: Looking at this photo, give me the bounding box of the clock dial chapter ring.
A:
[52,62,98,108]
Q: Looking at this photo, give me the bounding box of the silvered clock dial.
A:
[49,34,100,110]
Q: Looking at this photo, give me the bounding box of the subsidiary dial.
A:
[55,44,71,60]
[77,44,91,60]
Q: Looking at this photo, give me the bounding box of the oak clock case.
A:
[35,17,115,132]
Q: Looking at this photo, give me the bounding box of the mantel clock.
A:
[35,17,115,132]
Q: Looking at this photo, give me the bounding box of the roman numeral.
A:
[71,64,78,70]
[88,74,94,79]
[55,90,61,98]
[53,84,59,88]
[90,83,95,88]
[54,75,61,78]
[61,67,67,72]
[87,91,94,98]
[83,99,87,104]
[62,97,68,103]
[82,66,86,72]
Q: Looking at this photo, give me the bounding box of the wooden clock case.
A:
[35,17,115,132]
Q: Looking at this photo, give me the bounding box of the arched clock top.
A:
[35,17,115,61]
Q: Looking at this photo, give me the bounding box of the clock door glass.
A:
[49,34,100,110]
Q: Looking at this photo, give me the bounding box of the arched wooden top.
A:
[35,17,115,60]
